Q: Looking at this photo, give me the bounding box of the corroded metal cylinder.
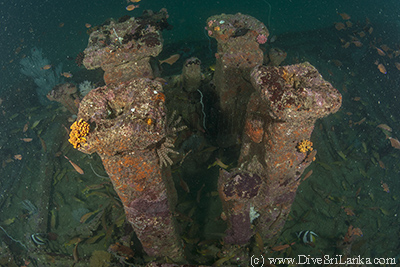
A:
[73,79,184,260]
[219,62,342,245]
[82,9,169,84]
[205,13,269,146]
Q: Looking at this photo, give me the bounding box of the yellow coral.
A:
[146,118,154,125]
[68,119,90,149]
[297,139,313,153]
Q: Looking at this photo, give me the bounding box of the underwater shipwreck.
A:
[3,6,399,267]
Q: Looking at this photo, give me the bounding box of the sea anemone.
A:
[79,80,95,97]
[256,34,268,44]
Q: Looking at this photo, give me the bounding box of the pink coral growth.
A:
[256,34,268,44]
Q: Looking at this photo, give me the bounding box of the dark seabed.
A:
[1,0,400,266]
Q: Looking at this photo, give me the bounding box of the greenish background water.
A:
[1,0,399,88]
[1,0,400,265]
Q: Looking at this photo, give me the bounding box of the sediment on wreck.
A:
[205,13,269,147]
[82,9,170,84]
[75,79,184,260]
[218,62,342,248]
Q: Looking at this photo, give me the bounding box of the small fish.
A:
[380,207,390,216]
[129,0,141,2]
[23,122,29,132]
[377,124,392,132]
[179,176,190,193]
[354,117,366,125]
[297,230,318,245]
[255,232,264,251]
[38,135,47,152]
[377,63,387,74]
[269,35,277,43]
[82,183,106,194]
[362,141,367,153]
[60,72,73,78]
[126,4,139,11]
[342,206,355,216]
[375,47,386,56]
[85,23,91,28]
[271,242,296,252]
[159,54,180,65]
[395,62,400,71]
[64,155,84,174]
[80,209,99,224]
[338,12,351,20]
[41,64,52,70]
[331,59,342,67]
[208,158,229,169]
[73,238,82,263]
[50,209,57,229]
[64,237,81,247]
[334,22,346,31]
[352,40,363,47]
[380,44,390,52]
[31,120,41,129]
[20,138,33,142]
[345,21,353,28]
[196,183,205,203]
[342,42,350,49]
[14,154,22,160]
[368,27,373,34]
[302,170,313,181]
[378,160,386,169]
[387,136,400,149]
[355,187,361,197]
[31,233,47,246]
[3,217,16,225]
[59,22,65,28]
[212,253,235,266]
[86,232,105,244]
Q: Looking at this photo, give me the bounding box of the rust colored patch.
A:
[245,119,264,143]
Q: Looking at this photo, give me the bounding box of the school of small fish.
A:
[334,12,400,75]
[2,6,399,263]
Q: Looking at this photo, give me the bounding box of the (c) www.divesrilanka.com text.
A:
[250,255,397,266]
